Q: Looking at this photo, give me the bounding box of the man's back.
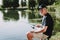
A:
[44,13,54,38]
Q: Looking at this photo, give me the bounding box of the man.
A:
[27,4,54,40]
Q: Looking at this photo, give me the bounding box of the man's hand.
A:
[36,24,42,27]
[30,30,42,33]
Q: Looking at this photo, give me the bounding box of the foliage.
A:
[37,0,55,6]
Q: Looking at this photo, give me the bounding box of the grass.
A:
[50,32,60,40]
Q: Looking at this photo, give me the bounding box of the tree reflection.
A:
[28,10,41,19]
[21,10,26,18]
[28,9,42,23]
[1,10,19,21]
[28,11,35,19]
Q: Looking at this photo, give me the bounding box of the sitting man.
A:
[27,24,48,40]
[26,4,54,40]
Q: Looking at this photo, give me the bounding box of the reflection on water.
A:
[0,9,41,40]
[28,10,42,23]
[21,10,26,18]
[1,10,19,21]
[28,11,35,19]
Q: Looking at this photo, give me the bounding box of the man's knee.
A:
[27,32,33,38]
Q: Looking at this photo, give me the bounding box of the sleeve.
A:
[45,16,51,26]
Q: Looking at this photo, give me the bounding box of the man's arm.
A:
[34,26,48,33]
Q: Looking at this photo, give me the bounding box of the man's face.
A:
[39,8,47,16]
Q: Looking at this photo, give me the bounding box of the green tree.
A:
[37,0,55,6]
